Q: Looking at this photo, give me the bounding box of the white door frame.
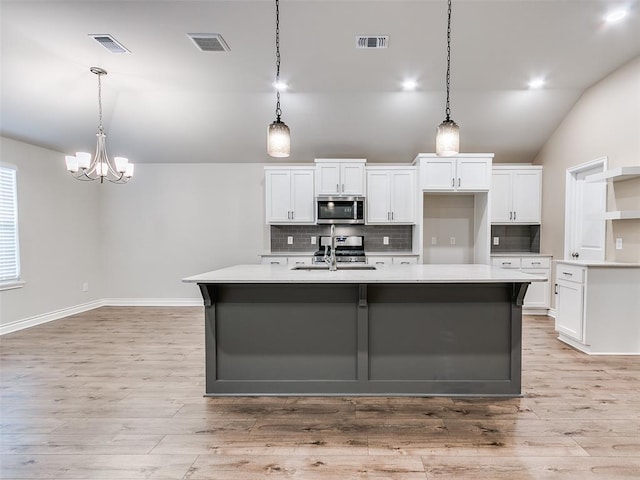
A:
[564,156,607,261]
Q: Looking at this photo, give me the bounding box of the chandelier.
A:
[65,67,134,183]
[267,0,290,157]
[435,0,460,156]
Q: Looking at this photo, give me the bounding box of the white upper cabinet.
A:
[265,167,315,224]
[366,167,416,224]
[415,154,493,192]
[315,159,366,196]
[491,166,542,224]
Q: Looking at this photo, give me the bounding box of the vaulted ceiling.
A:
[1,0,639,164]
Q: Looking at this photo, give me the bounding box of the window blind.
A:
[0,166,20,283]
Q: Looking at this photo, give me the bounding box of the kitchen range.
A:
[312,234,366,265]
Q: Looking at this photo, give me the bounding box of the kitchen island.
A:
[183,264,545,397]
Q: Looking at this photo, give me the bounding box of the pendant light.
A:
[65,67,134,183]
[435,0,460,157]
[267,0,290,157]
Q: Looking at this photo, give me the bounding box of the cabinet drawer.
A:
[261,257,288,265]
[288,257,313,266]
[556,264,585,283]
[491,257,522,269]
[393,257,418,265]
[367,256,393,266]
[522,257,550,269]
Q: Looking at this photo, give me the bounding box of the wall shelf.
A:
[585,166,640,183]
[602,210,640,220]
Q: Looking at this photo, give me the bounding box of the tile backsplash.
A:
[491,225,540,253]
[271,225,413,252]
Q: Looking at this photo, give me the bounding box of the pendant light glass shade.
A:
[436,119,459,157]
[267,120,291,157]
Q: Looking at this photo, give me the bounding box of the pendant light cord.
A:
[275,0,282,121]
[445,0,452,122]
[97,72,104,132]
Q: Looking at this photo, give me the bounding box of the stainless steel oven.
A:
[316,197,365,224]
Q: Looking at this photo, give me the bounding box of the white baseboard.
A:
[522,307,550,316]
[547,308,557,318]
[0,299,106,335]
[103,298,203,307]
[1,298,203,335]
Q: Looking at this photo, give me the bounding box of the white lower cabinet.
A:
[491,255,551,310]
[367,255,419,266]
[554,262,640,354]
[260,256,313,266]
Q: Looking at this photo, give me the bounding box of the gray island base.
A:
[184,265,541,397]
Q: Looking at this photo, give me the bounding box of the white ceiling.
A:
[1,0,639,164]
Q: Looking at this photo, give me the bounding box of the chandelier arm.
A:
[445,0,452,121]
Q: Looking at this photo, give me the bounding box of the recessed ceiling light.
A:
[273,81,288,91]
[604,8,628,23]
[528,78,545,89]
[402,79,417,91]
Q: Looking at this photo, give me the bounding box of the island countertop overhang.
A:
[183,264,547,284]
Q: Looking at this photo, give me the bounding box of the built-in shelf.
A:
[586,166,640,183]
[602,210,640,220]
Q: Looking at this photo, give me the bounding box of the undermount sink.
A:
[290,264,377,271]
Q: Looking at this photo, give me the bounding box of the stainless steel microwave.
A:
[316,197,365,224]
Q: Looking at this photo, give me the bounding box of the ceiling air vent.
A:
[88,34,130,54]
[187,33,230,52]
[356,36,389,49]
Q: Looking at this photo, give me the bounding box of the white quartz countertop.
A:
[183,264,547,284]
[491,253,552,257]
[555,260,640,268]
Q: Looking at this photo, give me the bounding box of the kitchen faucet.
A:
[324,224,338,271]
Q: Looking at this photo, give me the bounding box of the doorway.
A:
[564,157,607,261]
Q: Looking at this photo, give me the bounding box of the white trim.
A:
[547,308,557,318]
[523,308,550,316]
[103,298,203,307]
[0,299,106,335]
[0,280,26,291]
[0,298,204,335]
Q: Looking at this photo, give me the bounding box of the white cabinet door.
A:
[366,170,391,223]
[513,170,541,223]
[341,163,365,196]
[265,169,292,223]
[316,163,341,196]
[457,158,491,191]
[420,158,456,191]
[556,280,584,342]
[290,170,315,222]
[390,170,415,223]
[491,171,513,223]
[522,268,549,308]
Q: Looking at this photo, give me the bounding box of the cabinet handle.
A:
[509,211,513,220]
[287,211,291,219]
[271,261,280,265]
[291,211,294,219]
[375,261,385,265]
[387,212,390,220]
[562,271,573,276]
[336,183,339,192]
[391,211,394,220]
[451,178,455,187]
[295,261,304,265]
[554,283,558,294]
[531,261,541,265]
[458,178,461,187]
[400,261,410,265]
[342,183,344,193]
[502,262,511,265]
[514,211,516,221]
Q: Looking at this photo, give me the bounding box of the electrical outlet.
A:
[450,237,456,245]
[311,236,316,245]
[383,236,389,245]
[431,237,437,245]
[287,236,293,245]
[616,238,623,250]
[82,282,89,292]
[493,236,500,246]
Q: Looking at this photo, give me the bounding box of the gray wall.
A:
[0,137,103,327]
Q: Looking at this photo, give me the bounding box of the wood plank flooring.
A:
[1,307,639,479]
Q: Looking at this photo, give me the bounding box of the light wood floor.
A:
[1,307,639,479]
